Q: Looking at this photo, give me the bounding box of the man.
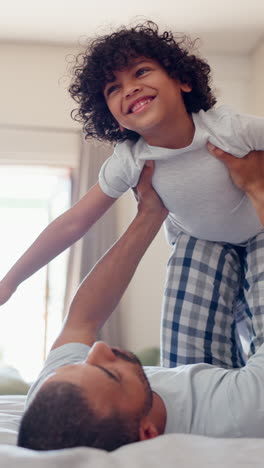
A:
[18,147,264,451]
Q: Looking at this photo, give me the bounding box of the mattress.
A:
[1,394,264,468]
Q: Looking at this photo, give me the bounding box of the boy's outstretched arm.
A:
[52,161,168,349]
[0,182,116,305]
[207,144,264,225]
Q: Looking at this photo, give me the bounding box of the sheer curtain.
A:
[63,136,122,346]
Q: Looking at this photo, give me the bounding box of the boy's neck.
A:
[143,112,195,149]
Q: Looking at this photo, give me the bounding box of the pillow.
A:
[0,395,25,445]
[0,366,30,395]
[136,347,160,366]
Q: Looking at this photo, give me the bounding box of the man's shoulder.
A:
[143,365,186,383]
[47,342,90,363]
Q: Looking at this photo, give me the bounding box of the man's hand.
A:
[133,161,168,220]
[207,143,264,225]
[207,143,264,195]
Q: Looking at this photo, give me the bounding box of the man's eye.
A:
[136,67,150,77]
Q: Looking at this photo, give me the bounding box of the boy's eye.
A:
[135,67,150,77]
[106,84,119,96]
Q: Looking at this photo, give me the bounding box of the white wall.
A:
[206,54,251,112]
[0,42,81,166]
[117,52,253,353]
[250,38,264,116]
[0,42,79,129]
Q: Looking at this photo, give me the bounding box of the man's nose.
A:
[85,341,116,364]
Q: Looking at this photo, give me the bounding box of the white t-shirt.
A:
[26,342,264,438]
[99,106,264,244]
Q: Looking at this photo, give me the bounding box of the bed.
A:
[1,395,264,467]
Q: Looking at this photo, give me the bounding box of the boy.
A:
[0,22,263,369]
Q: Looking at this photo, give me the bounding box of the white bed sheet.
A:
[0,395,25,445]
[1,395,264,468]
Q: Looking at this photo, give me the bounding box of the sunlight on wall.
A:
[0,166,71,381]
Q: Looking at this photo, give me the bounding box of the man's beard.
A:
[111,347,153,414]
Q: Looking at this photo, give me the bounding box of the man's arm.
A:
[51,161,168,350]
[207,144,264,225]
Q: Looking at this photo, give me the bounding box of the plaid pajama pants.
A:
[161,231,264,369]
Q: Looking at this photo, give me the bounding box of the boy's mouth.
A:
[127,96,155,114]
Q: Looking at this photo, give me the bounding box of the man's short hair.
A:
[18,381,141,451]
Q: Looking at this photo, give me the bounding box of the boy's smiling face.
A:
[103,57,192,146]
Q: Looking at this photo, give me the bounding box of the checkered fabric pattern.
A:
[161,232,264,369]
[242,232,264,352]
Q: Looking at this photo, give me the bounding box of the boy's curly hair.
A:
[69,21,216,143]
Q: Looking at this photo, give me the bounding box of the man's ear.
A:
[139,418,159,441]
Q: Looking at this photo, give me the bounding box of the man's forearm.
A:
[66,208,167,335]
[52,162,168,349]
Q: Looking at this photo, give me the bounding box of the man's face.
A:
[103,57,191,143]
[43,341,153,418]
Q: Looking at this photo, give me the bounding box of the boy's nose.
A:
[124,83,141,98]
[85,341,116,364]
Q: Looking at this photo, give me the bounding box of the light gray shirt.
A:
[99,106,264,244]
[26,342,264,438]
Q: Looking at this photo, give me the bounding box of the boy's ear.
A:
[180,82,192,93]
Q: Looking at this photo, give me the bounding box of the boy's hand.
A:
[133,161,168,221]
[0,280,16,306]
[207,143,264,196]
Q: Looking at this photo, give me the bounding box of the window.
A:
[0,165,71,382]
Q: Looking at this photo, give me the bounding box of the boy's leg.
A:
[161,233,245,368]
[243,232,264,355]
